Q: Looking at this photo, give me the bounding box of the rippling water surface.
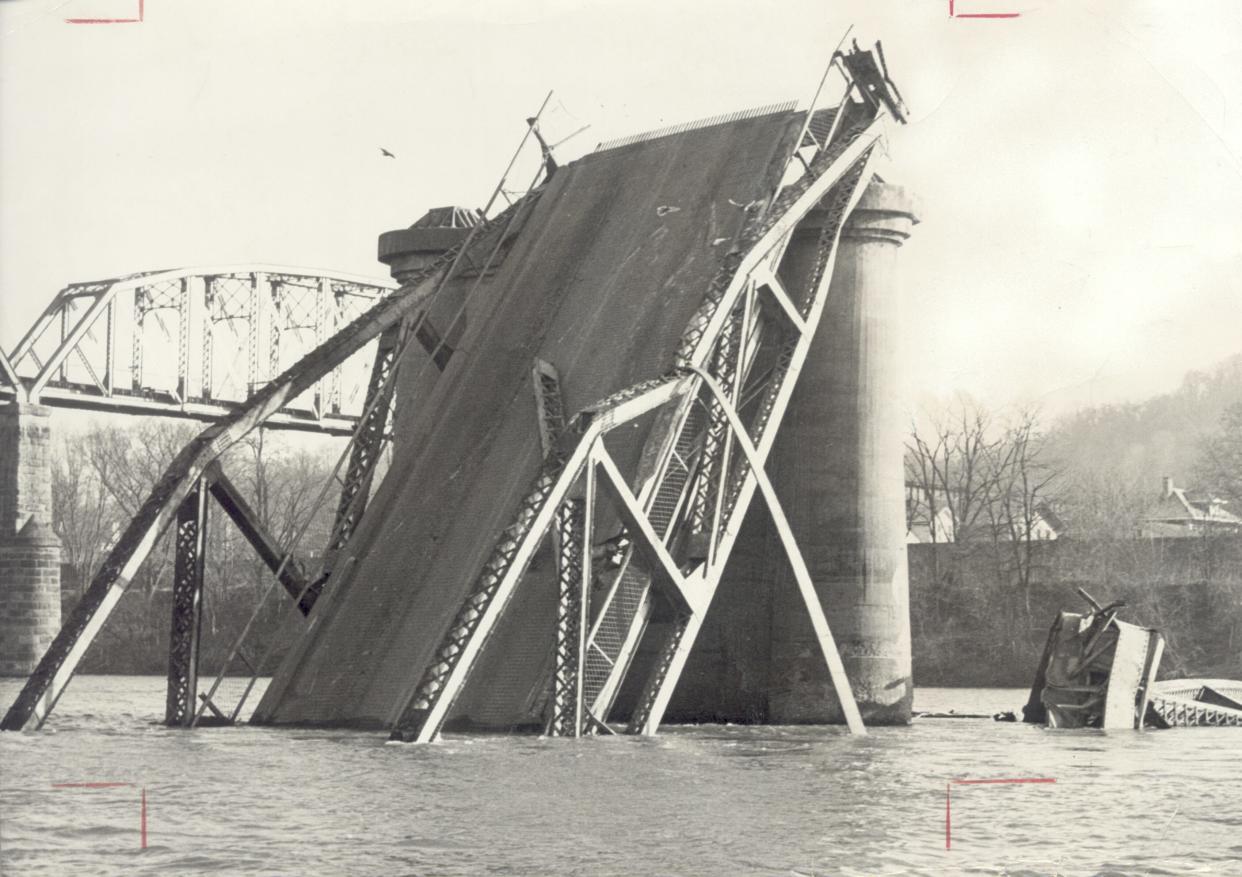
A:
[1,677,1238,876]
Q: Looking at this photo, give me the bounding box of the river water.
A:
[0,677,1237,876]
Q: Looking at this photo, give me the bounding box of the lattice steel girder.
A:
[387,375,695,743]
[319,321,405,585]
[387,114,889,744]
[583,125,885,728]
[532,358,567,460]
[3,265,394,409]
[546,492,591,737]
[627,156,878,736]
[165,477,209,727]
[643,368,866,735]
[536,358,592,737]
[0,252,477,732]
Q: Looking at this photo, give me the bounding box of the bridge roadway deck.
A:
[252,111,802,729]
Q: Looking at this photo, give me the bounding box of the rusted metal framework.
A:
[4,49,914,742]
[165,477,209,727]
[1148,682,1242,728]
[1,266,395,434]
[390,70,898,741]
[162,464,314,727]
[1,97,558,732]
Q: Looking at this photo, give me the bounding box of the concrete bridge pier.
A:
[0,403,61,676]
[766,179,919,724]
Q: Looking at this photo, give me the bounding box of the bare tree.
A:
[906,401,1009,545]
[48,418,343,672]
[986,408,1060,617]
[50,433,120,604]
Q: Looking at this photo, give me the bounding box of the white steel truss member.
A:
[586,127,884,732]
[684,368,864,734]
[389,103,890,743]
[2,96,562,733]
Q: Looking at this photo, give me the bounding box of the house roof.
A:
[1146,479,1242,526]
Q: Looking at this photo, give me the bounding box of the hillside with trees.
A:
[1050,353,1242,537]
[905,353,1242,686]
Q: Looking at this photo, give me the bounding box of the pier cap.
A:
[378,206,482,282]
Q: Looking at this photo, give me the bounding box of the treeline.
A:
[53,420,345,675]
[49,354,1242,681]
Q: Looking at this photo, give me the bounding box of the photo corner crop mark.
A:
[65,0,144,24]
[949,0,1020,19]
[945,777,1055,850]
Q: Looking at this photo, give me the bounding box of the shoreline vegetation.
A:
[47,355,1242,683]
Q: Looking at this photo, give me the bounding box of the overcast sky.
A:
[1,0,1239,422]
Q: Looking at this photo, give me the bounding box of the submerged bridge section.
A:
[4,41,918,740]
[0,267,396,677]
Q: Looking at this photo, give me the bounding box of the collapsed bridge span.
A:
[4,42,918,740]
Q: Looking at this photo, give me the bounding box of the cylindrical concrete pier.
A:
[766,180,919,724]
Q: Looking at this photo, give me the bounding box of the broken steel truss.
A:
[389,105,891,743]
[1,98,558,733]
[164,463,316,727]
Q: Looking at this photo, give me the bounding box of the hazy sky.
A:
[1,0,1239,421]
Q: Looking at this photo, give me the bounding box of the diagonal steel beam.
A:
[692,367,865,735]
[206,468,313,615]
[0,348,24,402]
[752,268,807,334]
[387,375,692,743]
[0,216,515,732]
[627,146,882,736]
[593,445,701,616]
[28,289,118,401]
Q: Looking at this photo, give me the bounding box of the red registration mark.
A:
[65,0,144,24]
[945,777,1055,850]
[949,0,1021,18]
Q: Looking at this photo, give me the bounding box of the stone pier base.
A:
[0,517,61,676]
[0,403,60,676]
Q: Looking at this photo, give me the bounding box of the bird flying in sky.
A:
[380,147,395,158]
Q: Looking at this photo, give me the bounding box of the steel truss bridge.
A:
[4,41,906,740]
[0,267,396,434]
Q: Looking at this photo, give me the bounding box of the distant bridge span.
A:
[0,265,397,434]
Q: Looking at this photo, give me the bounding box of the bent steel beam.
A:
[0,226,502,732]
[388,113,888,743]
[596,125,886,731]
[690,368,865,734]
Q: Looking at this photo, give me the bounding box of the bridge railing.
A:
[1,266,396,434]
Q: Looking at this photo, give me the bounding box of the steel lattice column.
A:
[165,476,209,726]
[547,488,593,737]
[315,322,404,601]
